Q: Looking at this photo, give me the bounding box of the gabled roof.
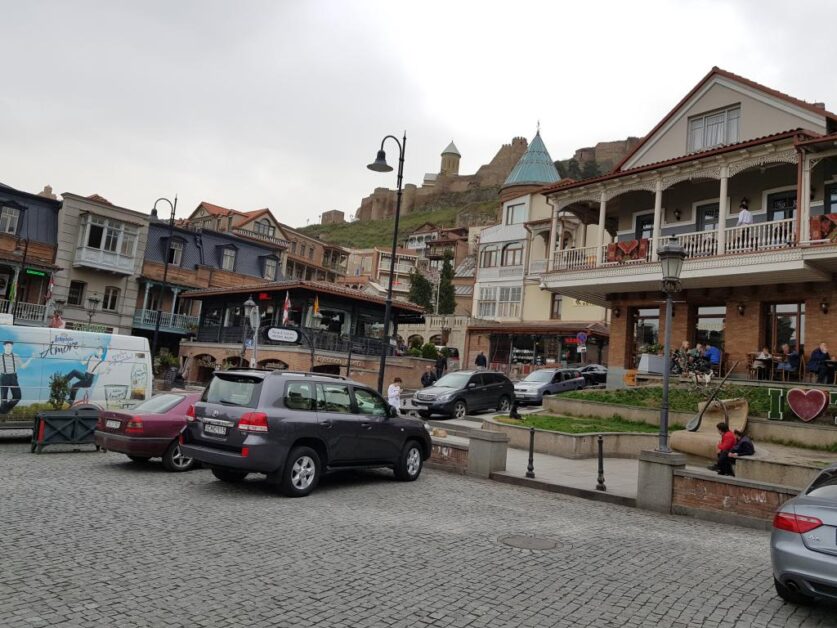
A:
[502,131,561,188]
[613,66,836,173]
[442,141,461,157]
[197,201,238,217]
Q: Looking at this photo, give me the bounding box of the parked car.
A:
[181,370,432,497]
[513,368,586,405]
[95,392,203,472]
[412,370,514,419]
[771,463,837,604]
[579,364,608,387]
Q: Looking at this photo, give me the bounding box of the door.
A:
[315,381,361,465]
[481,372,506,408]
[463,373,487,411]
[352,387,399,463]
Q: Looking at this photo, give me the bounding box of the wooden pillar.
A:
[596,192,607,263]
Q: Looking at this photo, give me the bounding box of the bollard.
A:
[596,434,606,492]
[526,426,535,479]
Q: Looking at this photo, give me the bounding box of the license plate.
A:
[106,419,121,429]
[413,400,429,406]
[204,424,227,436]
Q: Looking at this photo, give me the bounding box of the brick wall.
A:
[428,440,469,474]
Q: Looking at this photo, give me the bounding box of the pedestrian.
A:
[0,341,33,415]
[736,198,753,226]
[435,352,447,379]
[709,422,736,476]
[807,342,832,385]
[387,377,402,413]
[420,366,436,388]
[475,351,487,369]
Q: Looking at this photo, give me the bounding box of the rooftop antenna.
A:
[537,120,541,133]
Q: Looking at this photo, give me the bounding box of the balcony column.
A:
[142,282,151,311]
[596,191,607,263]
[170,287,181,314]
[651,178,663,261]
[800,154,812,243]
[717,165,729,254]
[547,204,559,271]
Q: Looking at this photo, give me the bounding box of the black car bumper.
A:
[411,399,457,417]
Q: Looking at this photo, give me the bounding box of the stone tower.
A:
[440,141,461,176]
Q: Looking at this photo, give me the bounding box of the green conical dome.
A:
[503,132,560,188]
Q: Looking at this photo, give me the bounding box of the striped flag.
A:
[313,295,320,316]
[45,274,54,301]
[281,291,290,325]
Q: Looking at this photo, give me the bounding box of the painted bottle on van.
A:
[0,325,152,420]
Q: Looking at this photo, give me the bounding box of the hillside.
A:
[298,200,498,248]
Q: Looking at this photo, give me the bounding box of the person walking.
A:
[387,377,402,414]
[435,352,447,380]
[0,341,33,414]
[420,366,436,388]
[475,351,487,369]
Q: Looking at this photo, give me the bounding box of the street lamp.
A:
[243,295,259,367]
[86,294,101,328]
[657,236,686,453]
[367,132,407,393]
[151,196,178,358]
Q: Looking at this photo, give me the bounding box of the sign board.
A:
[267,327,301,344]
[0,313,13,325]
[578,345,587,353]
[576,332,588,345]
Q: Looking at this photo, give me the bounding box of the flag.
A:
[281,291,290,325]
[313,295,320,316]
[7,278,15,304]
[45,275,54,301]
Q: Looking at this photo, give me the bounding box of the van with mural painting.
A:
[0,325,152,425]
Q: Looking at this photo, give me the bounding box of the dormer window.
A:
[167,239,184,266]
[221,247,236,271]
[687,105,740,152]
[254,219,275,237]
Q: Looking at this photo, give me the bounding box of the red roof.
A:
[86,194,112,205]
[198,201,239,217]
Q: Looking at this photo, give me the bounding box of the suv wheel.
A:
[162,441,196,472]
[281,446,320,497]
[211,468,249,483]
[394,440,423,482]
[497,395,511,413]
[452,400,467,419]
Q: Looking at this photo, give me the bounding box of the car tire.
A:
[280,446,320,497]
[394,440,423,482]
[161,441,196,472]
[774,578,813,605]
[496,395,511,413]
[452,400,467,419]
[211,468,249,483]
[418,410,431,419]
[127,455,150,463]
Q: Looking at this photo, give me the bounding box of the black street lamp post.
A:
[86,294,101,328]
[367,132,407,394]
[151,196,178,357]
[657,236,686,452]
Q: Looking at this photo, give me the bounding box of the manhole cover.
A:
[499,535,560,550]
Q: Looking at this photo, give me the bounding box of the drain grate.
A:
[499,535,561,550]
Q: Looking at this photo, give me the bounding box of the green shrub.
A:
[420,343,439,360]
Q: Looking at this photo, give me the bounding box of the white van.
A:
[0,325,152,422]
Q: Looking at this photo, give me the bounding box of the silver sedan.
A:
[771,463,837,604]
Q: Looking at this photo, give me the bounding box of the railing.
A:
[231,228,290,247]
[132,309,200,334]
[195,324,393,356]
[669,229,718,258]
[553,245,604,270]
[724,218,795,255]
[528,259,548,274]
[426,246,454,258]
[74,246,136,274]
[380,262,416,274]
[0,299,47,324]
[426,315,472,329]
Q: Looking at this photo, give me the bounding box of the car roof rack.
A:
[277,371,350,380]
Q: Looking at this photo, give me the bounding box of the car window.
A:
[469,374,484,387]
[205,374,261,408]
[806,468,837,497]
[284,382,316,411]
[552,372,563,383]
[354,388,388,417]
[319,383,352,414]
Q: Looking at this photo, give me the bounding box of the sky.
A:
[2,0,835,227]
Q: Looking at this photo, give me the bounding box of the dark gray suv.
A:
[181,370,432,497]
[412,370,514,419]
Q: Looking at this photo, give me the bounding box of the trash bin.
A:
[31,408,101,454]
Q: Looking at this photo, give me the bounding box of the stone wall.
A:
[320,210,345,225]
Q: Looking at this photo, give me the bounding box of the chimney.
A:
[812,102,826,110]
[38,185,57,200]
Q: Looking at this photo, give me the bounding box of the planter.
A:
[637,353,665,374]
[31,409,100,453]
[481,417,657,459]
[543,396,693,427]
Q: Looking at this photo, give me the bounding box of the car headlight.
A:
[436,393,452,402]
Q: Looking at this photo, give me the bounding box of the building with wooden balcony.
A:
[539,67,837,385]
[0,182,61,326]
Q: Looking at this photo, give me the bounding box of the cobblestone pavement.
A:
[1,438,835,627]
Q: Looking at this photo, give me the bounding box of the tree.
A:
[408,268,433,311]
[48,373,69,410]
[437,253,456,315]
[566,158,582,180]
[581,159,601,179]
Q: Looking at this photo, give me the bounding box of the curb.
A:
[490,471,637,508]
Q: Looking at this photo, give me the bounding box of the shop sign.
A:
[267,327,300,344]
[767,388,837,422]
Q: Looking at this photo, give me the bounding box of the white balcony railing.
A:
[231,227,290,247]
[528,259,548,274]
[0,298,47,324]
[724,218,795,255]
[670,229,719,258]
[133,309,200,333]
[426,315,472,329]
[553,245,604,271]
[74,246,136,274]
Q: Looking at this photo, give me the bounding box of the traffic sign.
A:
[576,332,588,345]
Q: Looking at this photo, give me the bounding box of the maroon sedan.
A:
[95,392,202,472]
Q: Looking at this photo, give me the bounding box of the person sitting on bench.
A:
[708,422,736,476]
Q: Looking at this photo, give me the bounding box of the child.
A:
[387,377,402,413]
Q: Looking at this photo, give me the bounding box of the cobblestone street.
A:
[1,439,835,627]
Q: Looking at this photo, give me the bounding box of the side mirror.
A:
[467,382,477,389]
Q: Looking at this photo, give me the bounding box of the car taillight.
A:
[186,405,196,422]
[125,417,144,435]
[238,412,269,433]
[773,511,823,534]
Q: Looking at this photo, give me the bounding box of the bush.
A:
[420,343,439,360]
[48,373,69,410]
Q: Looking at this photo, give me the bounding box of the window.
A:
[120,229,137,257]
[80,215,137,257]
[696,203,719,232]
[318,383,352,413]
[147,289,161,312]
[635,214,654,241]
[264,258,277,280]
[506,204,525,225]
[497,286,521,317]
[633,307,660,365]
[284,382,316,411]
[501,243,523,267]
[0,206,20,234]
[477,287,496,317]
[290,241,297,254]
[308,246,314,260]
[300,244,306,257]
[102,286,119,311]
[254,219,275,237]
[354,388,388,416]
[550,294,562,320]
[204,373,261,408]
[767,190,797,222]
[766,303,805,353]
[687,105,740,152]
[480,247,498,268]
[826,183,837,214]
[222,247,236,271]
[168,240,184,266]
[67,281,86,306]
[695,305,725,349]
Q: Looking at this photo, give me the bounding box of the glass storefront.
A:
[632,308,660,365]
[766,303,805,352]
[695,305,725,349]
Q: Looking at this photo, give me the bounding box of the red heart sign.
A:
[786,388,828,422]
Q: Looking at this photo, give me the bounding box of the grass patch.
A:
[563,385,773,416]
[495,413,676,434]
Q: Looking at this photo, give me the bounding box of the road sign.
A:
[578,345,587,353]
[576,332,588,345]
[245,339,253,349]
[267,327,301,344]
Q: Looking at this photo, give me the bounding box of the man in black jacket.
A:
[435,353,447,379]
[475,351,487,368]
[420,366,437,388]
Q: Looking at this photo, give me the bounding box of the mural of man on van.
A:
[0,326,152,420]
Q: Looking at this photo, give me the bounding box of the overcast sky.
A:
[2,0,835,226]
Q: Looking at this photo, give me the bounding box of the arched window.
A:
[502,242,523,267]
[480,246,498,268]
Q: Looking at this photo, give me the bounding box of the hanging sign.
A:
[267,327,301,344]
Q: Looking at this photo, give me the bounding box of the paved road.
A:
[1,439,835,627]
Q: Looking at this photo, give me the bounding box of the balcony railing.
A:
[670,228,718,258]
[528,259,548,275]
[132,309,200,334]
[231,228,290,247]
[0,299,47,325]
[426,315,472,329]
[553,245,605,271]
[74,246,136,274]
[380,262,416,274]
[194,324,394,356]
[724,218,795,255]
